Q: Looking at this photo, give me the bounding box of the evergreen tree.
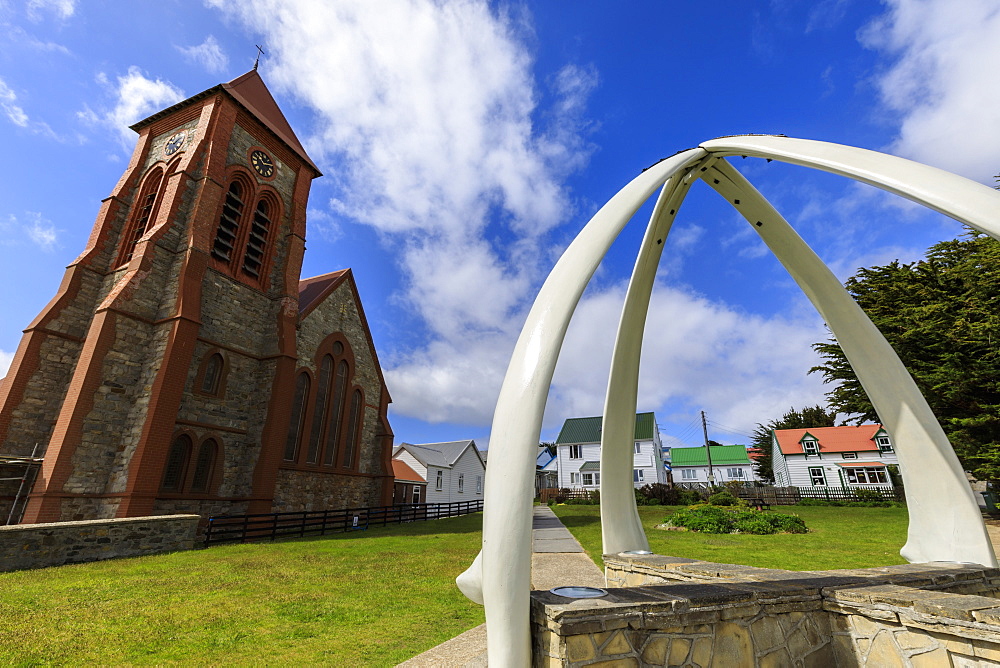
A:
[810,231,1000,481]
[751,405,838,483]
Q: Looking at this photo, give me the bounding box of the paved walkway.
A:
[397,506,604,667]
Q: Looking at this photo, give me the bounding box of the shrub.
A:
[707,489,741,507]
[666,505,807,535]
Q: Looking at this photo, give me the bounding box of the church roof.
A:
[297,269,350,317]
[130,69,320,175]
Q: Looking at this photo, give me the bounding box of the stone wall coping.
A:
[534,554,1000,636]
[0,514,201,532]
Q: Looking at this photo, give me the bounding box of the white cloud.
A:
[0,350,14,379]
[3,212,59,250]
[0,77,29,127]
[26,0,74,20]
[176,35,229,75]
[79,67,184,149]
[862,0,1000,183]
[25,212,57,250]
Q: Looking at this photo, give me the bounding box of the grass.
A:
[0,514,485,666]
[552,504,910,571]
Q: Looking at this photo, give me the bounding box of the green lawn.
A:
[0,514,485,666]
[552,504,910,571]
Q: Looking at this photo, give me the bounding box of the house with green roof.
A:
[552,412,666,490]
[671,444,757,486]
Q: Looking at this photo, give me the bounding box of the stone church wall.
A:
[271,470,383,513]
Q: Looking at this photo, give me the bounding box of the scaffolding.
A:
[1,445,43,525]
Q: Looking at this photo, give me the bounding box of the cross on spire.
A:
[253,44,266,71]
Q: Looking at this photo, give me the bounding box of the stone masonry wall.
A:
[0,514,199,573]
[531,556,1000,667]
[271,469,382,513]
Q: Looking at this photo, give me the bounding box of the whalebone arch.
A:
[459,134,1000,667]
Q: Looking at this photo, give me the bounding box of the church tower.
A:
[0,72,395,523]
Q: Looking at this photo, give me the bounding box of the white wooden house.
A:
[392,440,486,504]
[554,412,667,490]
[771,425,899,489]
[671,444,758,486]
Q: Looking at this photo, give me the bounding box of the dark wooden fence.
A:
[538,488,596,503]
[203,500,483,547]
[731,486,902,505]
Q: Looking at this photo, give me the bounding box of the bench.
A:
[747,497,771,511]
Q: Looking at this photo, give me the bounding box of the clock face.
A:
[250,149,275,178]
[164,131,187,157]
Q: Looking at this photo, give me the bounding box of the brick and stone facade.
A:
[0,71,394,524]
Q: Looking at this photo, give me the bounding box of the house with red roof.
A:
[771,425,899,489]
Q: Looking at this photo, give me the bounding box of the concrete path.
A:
[397,506,604,667]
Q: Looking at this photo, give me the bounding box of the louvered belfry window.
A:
[190,440,217,492]
[118,169,163,266]
[162,435,192,491]
[242,199,271,279]
[211,181,245,263]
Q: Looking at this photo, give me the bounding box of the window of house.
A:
[436,470,443,490]
[877,436,893,453]
[161,435,192,491]
[681,469,697,479]
[118,169,164,266]
[727,468,744,478]
[802,438,818,454]
[842,452,858,460]
[476,476,482,493]
[306,356,333,464]
[570,472,580,485]
[412,486,421,504]
[242,199,272,279]
[634,442,642,454]
[211,180,245,263]
[582,473,594,486]
[458,474,465,493]
[200,353,224,395]
[568,445,582,459]
[283,373,310,461]
[846,467,888,484]
[190,439,217,492]
[633,469,644,482]
[808,466,826,486]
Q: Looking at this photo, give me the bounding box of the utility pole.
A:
[701,410,715,488]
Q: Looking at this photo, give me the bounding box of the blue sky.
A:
[2,0,998,451]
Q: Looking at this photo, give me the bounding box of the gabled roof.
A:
[556,412,655,444]
[671,445,752,467]
[774,424,884,455]
[392,460,426,484]
[298,269,390,403]
[393,440,483,469]
[131,70,321,176]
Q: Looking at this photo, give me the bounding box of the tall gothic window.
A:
[242,199,272,279]
[322,360,350,466]
[284,373,310,461]
[341,390,363,469]
[118,168,164,266]
[190,439,217,492]
[211,181,245,263]
[306,356,333,464]
[161,435,192,491]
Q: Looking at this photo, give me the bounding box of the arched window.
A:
[242,198,272,279]
[284,373,310,461]
[322,360,350,466]
[341,389,363,469]
[306,356,333,464]
[190,439,217,492]
[211,181,245,263]
[161,435,192,491]
[200,353,224,395]
[118,168,164,266]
